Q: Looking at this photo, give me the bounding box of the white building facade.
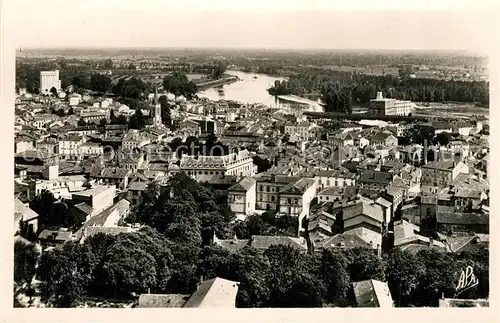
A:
[40,70,61,94]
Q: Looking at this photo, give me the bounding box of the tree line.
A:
[19,233,488,307]
[268,69,489,109]
[16,173,489,308]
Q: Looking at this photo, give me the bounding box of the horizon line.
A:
[17,46,486,56]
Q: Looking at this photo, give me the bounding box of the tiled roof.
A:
[359,170,393,185]
[216,235,307,252]
[128,181,149,191]
[228,177,255,192]
[38,229,72,242]
[98,167,131,179]
[82,226,134,241]
[317,233,372,249]
[436,211,489,225]
[280,178,315,194]
[318,186,344,196]
[423,160,455,171]
[342,200,383,223]
[183,277,239,308]
[74,202,93,215]
[138,294,190,308]
[352,280,393,308]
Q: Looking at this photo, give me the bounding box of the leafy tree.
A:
[212,61,227,79]
[29,190,71,230]
[163,72,197,99]
[14,241,39,286]
[436,132,451,146]
[320,249,351,306]
[37,243,96,307]
[264,244,326,307]
[230,247,271,308]
[113,77,147,99]
[103,58,113,69]
[413,249,458,307]
[50,87,58,96]
[99,118,107,126]
[385,249,424,307]
[253,156,272,173]
[128,108,145,129]
[322,83,352,114]
[344,247,385,282]
[159,95,173,127]
[78,118,87,127]
[71,74,91,90]
[197,245,232,280]
[456,245,489,299]
[90,73,112,93]
[98,240,157,297]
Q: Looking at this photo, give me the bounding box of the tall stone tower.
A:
[152,83,162,126]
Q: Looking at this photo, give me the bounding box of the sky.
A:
[3,0,497,54]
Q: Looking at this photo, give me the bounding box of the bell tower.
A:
[152,83,162,126]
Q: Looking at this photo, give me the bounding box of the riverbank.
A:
[194,75,239,90]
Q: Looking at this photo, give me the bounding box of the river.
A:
[198,70,286,107]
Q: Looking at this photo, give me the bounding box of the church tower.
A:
[152,83,162,126]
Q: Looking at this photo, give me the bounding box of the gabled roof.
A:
[318,186,344,196]
[228,177,256,192]
[352,280,393,308]
[15,198,39,221]
[317,232,372,249]
[371,132,394,142]
[280,178,315,195]
[138,294,190,308]
[343,200,383,223]
[183,277,239,308]
[128,181,149,191]
[74,202,93,215]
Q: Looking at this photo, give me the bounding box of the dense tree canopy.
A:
[162,72,198,99]
[90,73,112,93]
[14,241,39,286]
[212,61,227,79]
[112,77,147,99]
[268,69,489,106]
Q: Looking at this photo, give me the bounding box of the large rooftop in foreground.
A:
[72,185,114,197]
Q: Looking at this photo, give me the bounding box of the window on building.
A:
[271,196,275,202]
[327,180,330,186]
[326,196,329,201]
[288,198,291,204]
[266,186,270,192]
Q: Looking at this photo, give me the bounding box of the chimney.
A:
[429,237,434,247]
[376,92,383,100]
[376,244,381,258]
[369,240,374,249]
